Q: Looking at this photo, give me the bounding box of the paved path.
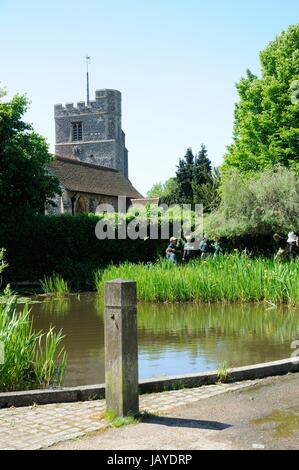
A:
[52,372,299,451]
[0,380,256,450]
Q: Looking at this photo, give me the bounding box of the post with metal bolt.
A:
[104,279,139,417]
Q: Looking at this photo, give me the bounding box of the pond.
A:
[29,293,299,387]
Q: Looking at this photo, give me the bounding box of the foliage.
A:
[0,296,66,391]
[193,167,221,212]
[96,254,299,305]
[0,248,8,292]
[0,205,204,285]
[34,325,67,388]
[176,146,220,211]
[193,144,212,184]
[40,274,70,295]
[147,181,164,197]
[0,86,60,216]
[176,148,196,203]
[0,250,39,303]
[205,166,299,237]
[147,178,179,205]
[0,213,167,285]
[223,24,299,173]
[0,205,289,287]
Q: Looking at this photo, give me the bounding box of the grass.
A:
[40,274,70,295]
[0,296,67,392]
[95,254,299,305]
[103,409,156,428]
[103,410,140,428]
[217,361,230,383]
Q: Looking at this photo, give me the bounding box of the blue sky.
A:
[1,0,298,195]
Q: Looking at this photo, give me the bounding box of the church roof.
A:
[48,157,143,199]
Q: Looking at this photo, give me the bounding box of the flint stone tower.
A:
[54,89,128,177]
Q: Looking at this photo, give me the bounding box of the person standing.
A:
[273,233,288,260]
[199,235,211,259]
[183,234,197,263]
[212,238,222,257]
[166,237,180,263]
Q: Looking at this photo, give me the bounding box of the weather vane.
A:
[85,55,91,105]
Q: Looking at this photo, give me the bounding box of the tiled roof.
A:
[48,157,143,198]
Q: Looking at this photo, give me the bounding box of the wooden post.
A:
[104,279,139,417]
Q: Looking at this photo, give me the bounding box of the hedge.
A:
[0,214,167,287]
[0,213,277,288]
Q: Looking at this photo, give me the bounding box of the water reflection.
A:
[41,296,71,317]
[29,293,299,387]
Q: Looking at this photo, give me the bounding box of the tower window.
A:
[72,122,82,141]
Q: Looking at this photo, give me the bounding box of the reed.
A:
[40,274,70,295]
[95,254,299,305]
[0,296,67,392]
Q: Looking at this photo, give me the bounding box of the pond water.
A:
[29,293,299,387]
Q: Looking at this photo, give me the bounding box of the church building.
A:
[47,89,143,214]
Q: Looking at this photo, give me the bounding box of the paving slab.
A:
[51,373,299,450]
[0,380,255,450]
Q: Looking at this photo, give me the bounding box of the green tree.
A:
[176,148,195,203]
[147,181,164,198]
[192,144,220,211]
[149,146,219,209]
[193,144,212,185]
[147,178,178,205]
[160,178,179,205]
[176,145,219,210]
[193,167,220,212]
[0,88,60,216]
[223,24,299,174]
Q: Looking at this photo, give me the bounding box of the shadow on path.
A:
[143,415,232,431]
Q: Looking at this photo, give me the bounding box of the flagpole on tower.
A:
[85,55,91,105]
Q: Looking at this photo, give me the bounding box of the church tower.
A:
[54,89,128,177]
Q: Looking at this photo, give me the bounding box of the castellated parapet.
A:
[54,89,128,177]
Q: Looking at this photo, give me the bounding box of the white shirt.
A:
[287,232,297,243]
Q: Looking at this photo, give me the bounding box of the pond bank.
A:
[1,357,298,409]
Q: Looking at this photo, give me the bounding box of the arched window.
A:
[72,122,82,141]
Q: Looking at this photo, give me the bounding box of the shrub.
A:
[205,166,299,238]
